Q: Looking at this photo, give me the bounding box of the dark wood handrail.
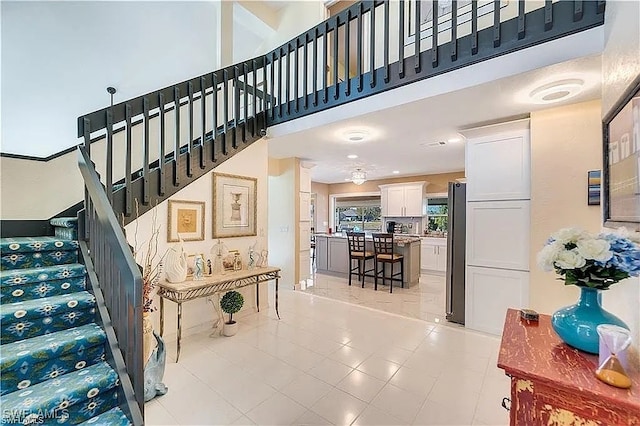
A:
[77,145,144,423]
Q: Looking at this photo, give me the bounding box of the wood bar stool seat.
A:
[372,233,404,293]
[346,232,375,288]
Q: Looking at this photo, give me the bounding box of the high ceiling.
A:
[267,54,602,183]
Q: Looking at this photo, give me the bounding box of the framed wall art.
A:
[167,200,205,242]
[602,75,640,230]
[212,172,257,238]
[587,170,601,206]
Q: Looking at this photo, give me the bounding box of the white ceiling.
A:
[267,54,602,184]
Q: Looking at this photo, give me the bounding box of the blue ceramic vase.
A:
[551,286,629,354]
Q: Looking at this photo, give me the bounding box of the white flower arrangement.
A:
[537,227,640,290]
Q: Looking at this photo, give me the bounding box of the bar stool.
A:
[346,232,375,288]
[372,233,404,293]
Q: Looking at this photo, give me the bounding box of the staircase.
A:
[0,220,131,425]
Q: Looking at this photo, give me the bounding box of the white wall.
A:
[268,157,297,290]
[601,0,640,343]
[1,1,218,157]
[123,138,269,341]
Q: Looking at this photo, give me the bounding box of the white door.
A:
[386,187,405,216]
[404,185,424,216]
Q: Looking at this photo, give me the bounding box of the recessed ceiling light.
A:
[347,154,358,159]
[447,137,461,143]
[392,170,400,174]
[345,130,369,142]
[529,79,584,104]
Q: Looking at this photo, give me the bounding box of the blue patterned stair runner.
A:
[0,236,132,425]
[50,217,79,240]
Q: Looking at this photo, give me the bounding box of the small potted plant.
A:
[220,290,244,336]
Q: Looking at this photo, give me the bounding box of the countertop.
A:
[314,233,421,243]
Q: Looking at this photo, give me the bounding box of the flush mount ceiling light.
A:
[529,79,584,104]
[392,170,400,174]
[351,169,367,185]
[347,154,358,159]
[345,130,369,142]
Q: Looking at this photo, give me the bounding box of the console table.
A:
[157,267,281,361]
[498,308,639,425]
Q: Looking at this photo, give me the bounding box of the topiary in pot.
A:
[220,290,244,336]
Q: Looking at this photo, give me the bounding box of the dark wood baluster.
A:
[173,87,180,186]
[303,36,309,109]
[313,30,318,106]
[285,45,291,114]
[105,109,113,204]
[383,2,390,82]
[187,82,194,177]
[212,73,218,162]
[233,66,240,148]
[333,20,339,99]
[573,0,583,22]
[278,49,283,116]
[432,0,438,67]
[451,0,458,61]
[415,0,421,72]
[223,69,229,156]
[243,63,248,142]
[471,1,478,55]
[544,0,553,31]
[357,4,363,91]
[252,59,257,136]
[323,23,328,103]
[200,76,206,169]
[262,58,267,114]
[370,4,376,87]
[518,1,525,39]
[158,93,166,196]
[399,1,405,78]
[493,0,501,47]
[83,118,91,158]
[142,97,150,204]
[124,104,133,216]
[270,52,276,118]
[345,10,351,95]
[294,41,300,111]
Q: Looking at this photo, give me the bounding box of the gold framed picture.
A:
[212,172,257,238]
[167,200,205,242]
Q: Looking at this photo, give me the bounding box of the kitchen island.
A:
[314,234,421,287]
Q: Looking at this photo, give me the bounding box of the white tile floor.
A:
[300,271,449,325]
[146,285,510,425]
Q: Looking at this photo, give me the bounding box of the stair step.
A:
[78,407,131,426]
[1,264,87,303]
[1,291,96,344]
[49,217,78,229]
[1,361,119,425]
[1,237,79,271]
[1,323,106,395]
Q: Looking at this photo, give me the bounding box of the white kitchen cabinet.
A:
[465,122,530,202]
[466,200,530,271]
[420,238,447,272]
[466,266,529,335]
[380,182,426,216]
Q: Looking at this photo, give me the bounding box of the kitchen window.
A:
[334,196,382,232]
[426,197,448,232]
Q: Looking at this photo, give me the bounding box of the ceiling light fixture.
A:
[351,169,367,185]
[392,170,400,174]
[345,130,369,142]
[529,79,584,104]
[447,137,462,143]
[347,154,358,159]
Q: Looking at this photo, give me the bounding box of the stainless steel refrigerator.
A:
[446,182,466,325]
